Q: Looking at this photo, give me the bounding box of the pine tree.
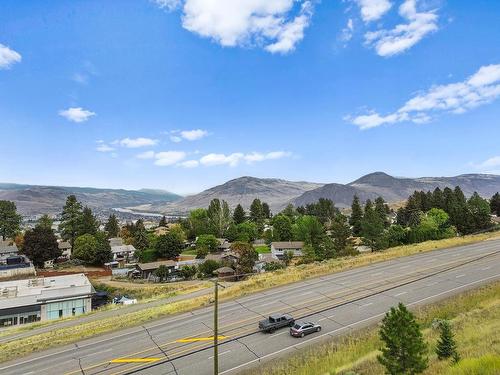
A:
[262,202,271,219]
[59,195,83,246]
[249,198,263,222]
[37,214,53,230]
[378,303,428,375]
[330,214,354,256]
[491,192,500,216]
[233,204,246,224]
[436,320,458,360]
[0,200,22,241]
[375,197,390,227]
[159,215,167,227]
[361,200,386,251]
[104,214,120,238]
[79,206,99,236]
[432,187,445,210]
[133,227,150,251]
[349,195,363,236]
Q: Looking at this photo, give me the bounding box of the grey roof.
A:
[0,241,18,255]
[215,267,235,274]
[58,241,71,250]
[109,237,124,247]
[0,274,94,310]
[137,260,176,271]
[271,241,304,249]
[111,244,136,254]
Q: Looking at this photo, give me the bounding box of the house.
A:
[214,266,235,281]
[111,244,136,261]
[205,252,240,266]
[154,223,177,236]
[254,253,281,273]
[0,241,18,258]
[135,260,177,279]
[0,274,94,327]
[109,237,124,247]
[270,241,304,258]
[0,251,35,280]
[217,238,232,252]
[58,242,72,259]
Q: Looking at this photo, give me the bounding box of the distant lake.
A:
[112,207,164,217]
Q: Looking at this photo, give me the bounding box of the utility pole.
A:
[213,279,219,375]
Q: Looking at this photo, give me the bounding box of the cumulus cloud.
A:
[200,151,291,167]
[118,137,159,148]
[355,0,392,23]
[348,63,500,129]
[364,0,438,57]
[180,129,208,141]
[59,107,96,123]
[96,144,115,152]
[339,18,354,44]
[154,151,187,166]
[0,44,21,70]
[178,160,200,168]
[136,151,156,159]
[155,0,314,54]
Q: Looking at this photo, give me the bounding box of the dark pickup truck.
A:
[258,313,295,333]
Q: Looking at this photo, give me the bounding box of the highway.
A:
[1,239,499,375]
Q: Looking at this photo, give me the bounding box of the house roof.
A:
[215,267,235,274]
[0,241,18,255]
[111,244,136,254]
[271,241,304,249]
[137,260,176,271]
[205,252,240,262]
[258,253,280,263]
[58,241,71,250]
[109,237,124,247]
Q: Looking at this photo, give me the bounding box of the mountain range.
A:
[2,172,500,217]
[0,183,181,216]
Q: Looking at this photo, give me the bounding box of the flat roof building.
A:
[0,274,94,327]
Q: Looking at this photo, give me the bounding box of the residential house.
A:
[0,274,94,327]
[109,237,124,247]
[254,253,281,273]
[270,241,304,259]
[205,252,240,266]
[214,266,235,281]
[111,244,136,261]
[135,260,177,279]
[58,242,72,259]
[217,238,232,252]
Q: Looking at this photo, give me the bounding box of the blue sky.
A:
[1,0,499,195]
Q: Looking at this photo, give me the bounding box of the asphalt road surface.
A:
[1,239,499,375]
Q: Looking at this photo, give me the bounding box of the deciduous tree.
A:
[23,226,61,267]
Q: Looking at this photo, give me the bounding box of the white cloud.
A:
[136,151,156,159]
[59,107,96,123]
[157,0,314,54]
[355,0,392,23]
[96,144,115,152]
[180,129,208,141]
[154,151,187,166]
[170,135,183,143]
[349,63,500,129]
[200,153,244,167]
[475,156,500,169]
[339,18,354,43]
[200,151,291,166]
[119,137,159,148]
[178,160,200,168]
[0,44,21,70]
[364,0,438,57]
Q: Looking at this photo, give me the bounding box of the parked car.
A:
[258,313,295,333]
[290,321,321,338]
[113,296,137,305]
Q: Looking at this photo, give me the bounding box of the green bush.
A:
[137,248,158,263]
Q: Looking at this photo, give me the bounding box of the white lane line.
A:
[481,266,491,271]
[299,291,314,297]
[208,350,231,360]
[220,273,500,375]
[371,272,383,276]
[394,292,408,297]
[319,314,336,322]
[426,281,438,287]
[456,274,466,278]
[359,302,373,308]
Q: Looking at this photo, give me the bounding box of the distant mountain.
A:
[0,183,182,216]
[136,176,324,215]
[292,172,500,208]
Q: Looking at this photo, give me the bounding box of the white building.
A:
[270,241,304,258]
[0,274,94,327]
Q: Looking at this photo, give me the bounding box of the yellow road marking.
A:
[176,335,228,343]
[64,255,480,375]
[110,358,161,363]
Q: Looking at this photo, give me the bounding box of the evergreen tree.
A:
[281,204,297,220]
[104,214,120,238]
[93,231,113,265]
[233,204,246,224]
[249,198,264,223]
[432,187,445,210]
[330,214,354,256]
[436,320,458,360]
[349,195,363,236]
[79,206,99,236]
[159,215,167,227]
[378,303,428,375]
[59,195,83,246]
[375,197,390,227]
[37,214,53,230]
[133,226,150,251]
[23,226,61,267]
[491,192,500,216]
[361,200,386,251]
[467,192,492,233]
[262,202,271,219]
[0,200,22,241]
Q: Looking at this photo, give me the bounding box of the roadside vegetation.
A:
[243,281,500,375]
[0,231,499,362]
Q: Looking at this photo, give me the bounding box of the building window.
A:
[46,299,86,320]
